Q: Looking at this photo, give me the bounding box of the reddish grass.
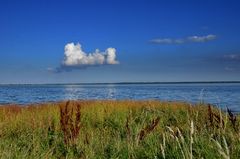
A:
[59,101,82,145]
[138,117,160,141]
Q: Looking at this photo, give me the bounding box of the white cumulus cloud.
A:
[62,43,119,67]
[49,43,119,73]
[106,48,119,64]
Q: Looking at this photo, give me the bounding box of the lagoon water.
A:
[0,83,240,112]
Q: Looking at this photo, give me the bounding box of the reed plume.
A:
[59,100,82,146]
[138,117,160,141]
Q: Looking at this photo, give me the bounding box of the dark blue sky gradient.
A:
[0,0,240,83]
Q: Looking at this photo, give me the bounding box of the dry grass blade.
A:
[212,137,230,159]
[190,120,194,159]
[160,133,166,159]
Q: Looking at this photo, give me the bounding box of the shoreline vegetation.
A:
[0,100,239,158]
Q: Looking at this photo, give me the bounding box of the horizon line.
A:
[1,80,240,85]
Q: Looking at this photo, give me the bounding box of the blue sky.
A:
[0,0,240,83]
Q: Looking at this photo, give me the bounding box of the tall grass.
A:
[0,100,239,158]
[59,101,81,146]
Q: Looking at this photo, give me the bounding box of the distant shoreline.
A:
[1,81,240,85]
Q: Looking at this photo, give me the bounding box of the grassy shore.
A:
[0,100,239,159]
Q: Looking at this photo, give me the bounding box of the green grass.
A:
[0,100,240,159]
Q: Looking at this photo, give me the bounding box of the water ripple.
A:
[0,83,239,112]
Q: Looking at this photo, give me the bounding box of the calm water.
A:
[0,83,240,112]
